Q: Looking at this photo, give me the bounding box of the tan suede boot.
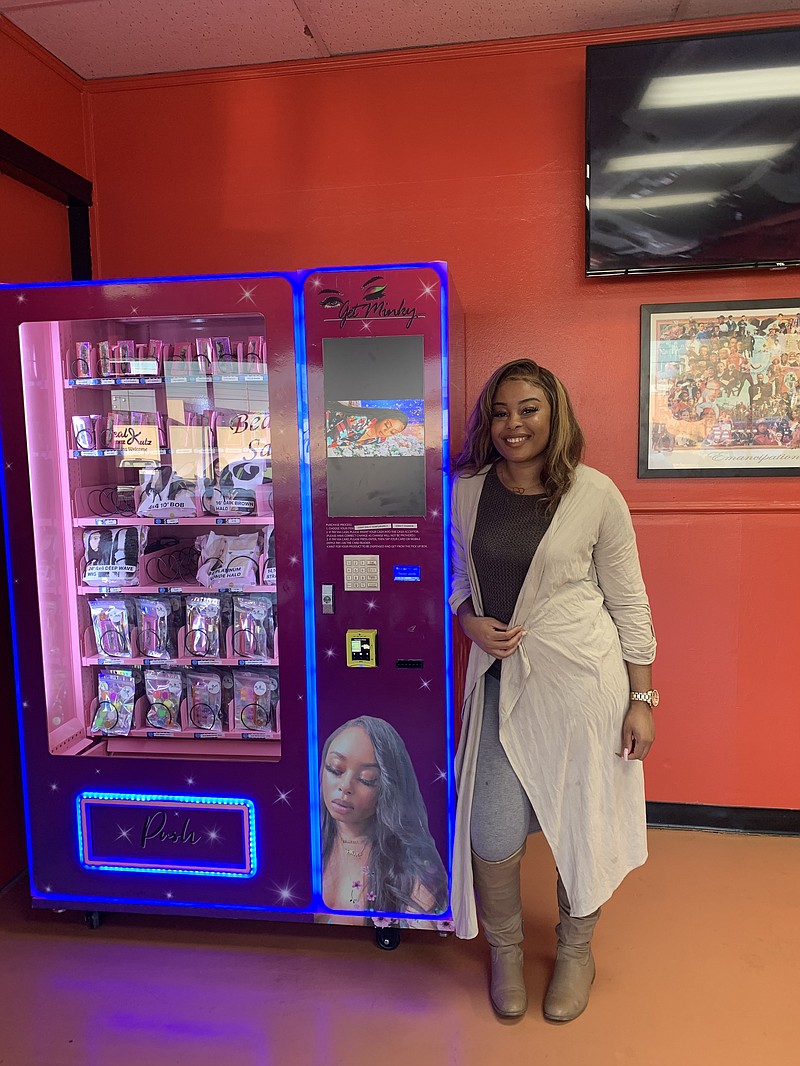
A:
[543,872,600,1023]
[472,844,527,1018]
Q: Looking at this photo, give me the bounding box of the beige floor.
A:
[0,828,797,1066]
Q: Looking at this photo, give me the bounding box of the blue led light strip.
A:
[75,791,258,878]
[292,275,323,906]
[436,264,457,875]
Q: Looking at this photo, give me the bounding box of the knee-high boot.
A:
[471,844,527,1018]
[543,871,601,1022]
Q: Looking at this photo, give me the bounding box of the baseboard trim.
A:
[647,802,800,835]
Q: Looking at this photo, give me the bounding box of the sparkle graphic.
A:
[433,765,448,783]
[95,769,101,774]
[165,892,174,900]
[49,782,59,792]
[274,787,293,806]
[419,678,432,691]
[274,881,299,905]
[129,306,139,315]
[186,776,196,786]
[296,693,304,701]
[360,320,373,332]
[238,285,257,304]
[22,701,29,709]
[44,885,52,893]
[309,276,323,289]
[429,507,440,519]
[365,598,378,611]
[204,825,223,845]
[288,554,299,565]
[116,825,133,842]
[419,279,438,300]
[16,293,26,303]
[5,462,12,470]
[324,647,336,659]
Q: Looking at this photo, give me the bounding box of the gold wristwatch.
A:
[630,689,659,708]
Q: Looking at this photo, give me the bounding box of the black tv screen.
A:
[586,27,800,276]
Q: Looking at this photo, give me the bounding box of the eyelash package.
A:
[184,594,222,658]
[88,598,133,658]
[136,596,179,660]
[83,527,145,587]
[143,669,183,732]
[195,530,261,589]
[91,669,138,736]
[232,594,274,659]
[233,669,278,733]
[186,669,225,733]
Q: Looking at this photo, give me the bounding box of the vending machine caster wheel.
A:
[375,927,401,951]
[84,910,103,930]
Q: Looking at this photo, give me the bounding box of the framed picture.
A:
[640,300,800,478]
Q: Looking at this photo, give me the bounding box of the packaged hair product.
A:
[186,670,225,733]
[184,595,222,658]
[88,599,133,658]
[143,669,183,732]
[91,669,138,736]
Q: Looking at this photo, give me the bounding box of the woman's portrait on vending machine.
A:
[319,716,448,919]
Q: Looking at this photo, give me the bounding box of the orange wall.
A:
[0,19,87,885]
[83,14,800,812]
[2,13,797,815]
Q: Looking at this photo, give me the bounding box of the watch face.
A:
[650,689,660,708]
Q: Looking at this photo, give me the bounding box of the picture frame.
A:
[640,300,800,478]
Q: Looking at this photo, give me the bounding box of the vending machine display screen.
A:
[323,335,425,517]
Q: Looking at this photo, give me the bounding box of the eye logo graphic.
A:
[318,275,419,330]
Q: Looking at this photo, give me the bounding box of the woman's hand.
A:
[619,702,655,761]
[460,613,525,659]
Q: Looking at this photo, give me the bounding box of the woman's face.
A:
[88,532,101,550]
[490,377,551,468]
[375,417,404,438]
[322,726,380,834]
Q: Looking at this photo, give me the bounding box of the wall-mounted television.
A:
[586,27,800,276]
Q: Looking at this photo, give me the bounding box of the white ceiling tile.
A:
[302,0,676,54]
[3,0,321,79]
[3,0,800,79]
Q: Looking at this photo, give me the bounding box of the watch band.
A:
[630,689,659,707]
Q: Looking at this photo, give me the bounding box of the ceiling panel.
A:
[2,0,800,79]
[304,0,675,54]
[3,0,321,79]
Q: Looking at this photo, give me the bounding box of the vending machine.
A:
[0,263,458,945]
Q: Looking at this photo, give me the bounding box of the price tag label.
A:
[94,517,118,527]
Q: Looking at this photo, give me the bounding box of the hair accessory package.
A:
[186,669,225,733]
[137,465,197,518]
[184,595,222,658]
[83,527,145,587]
[136,596,180,659]
[91,669,138,736]
[232,594,274,659]
[233,669,278,733]
[88,598,133,658]
[195,530,261,588]
[143,668,183,731]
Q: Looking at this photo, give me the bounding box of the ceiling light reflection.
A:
[605,143,794,172]
[640,66,800,108]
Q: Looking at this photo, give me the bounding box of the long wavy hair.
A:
[320,716,449,915]
[454,358,585,512]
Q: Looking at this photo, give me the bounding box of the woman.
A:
[325,406,409,449]
[450,359,656,1022]
[320,716,448,918]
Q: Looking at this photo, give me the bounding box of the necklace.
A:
[498,463,543,496]
[340,836,369,858]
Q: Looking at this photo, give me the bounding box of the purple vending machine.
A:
[0,263,459,944]
[0,273,318,924]
[302,263,459,943]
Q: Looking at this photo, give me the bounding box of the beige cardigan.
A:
[450,464,656,938]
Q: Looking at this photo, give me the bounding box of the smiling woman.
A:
[450,358,658,1022]
[319,716,448,919]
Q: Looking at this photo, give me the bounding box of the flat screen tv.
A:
[586,27,800,276]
